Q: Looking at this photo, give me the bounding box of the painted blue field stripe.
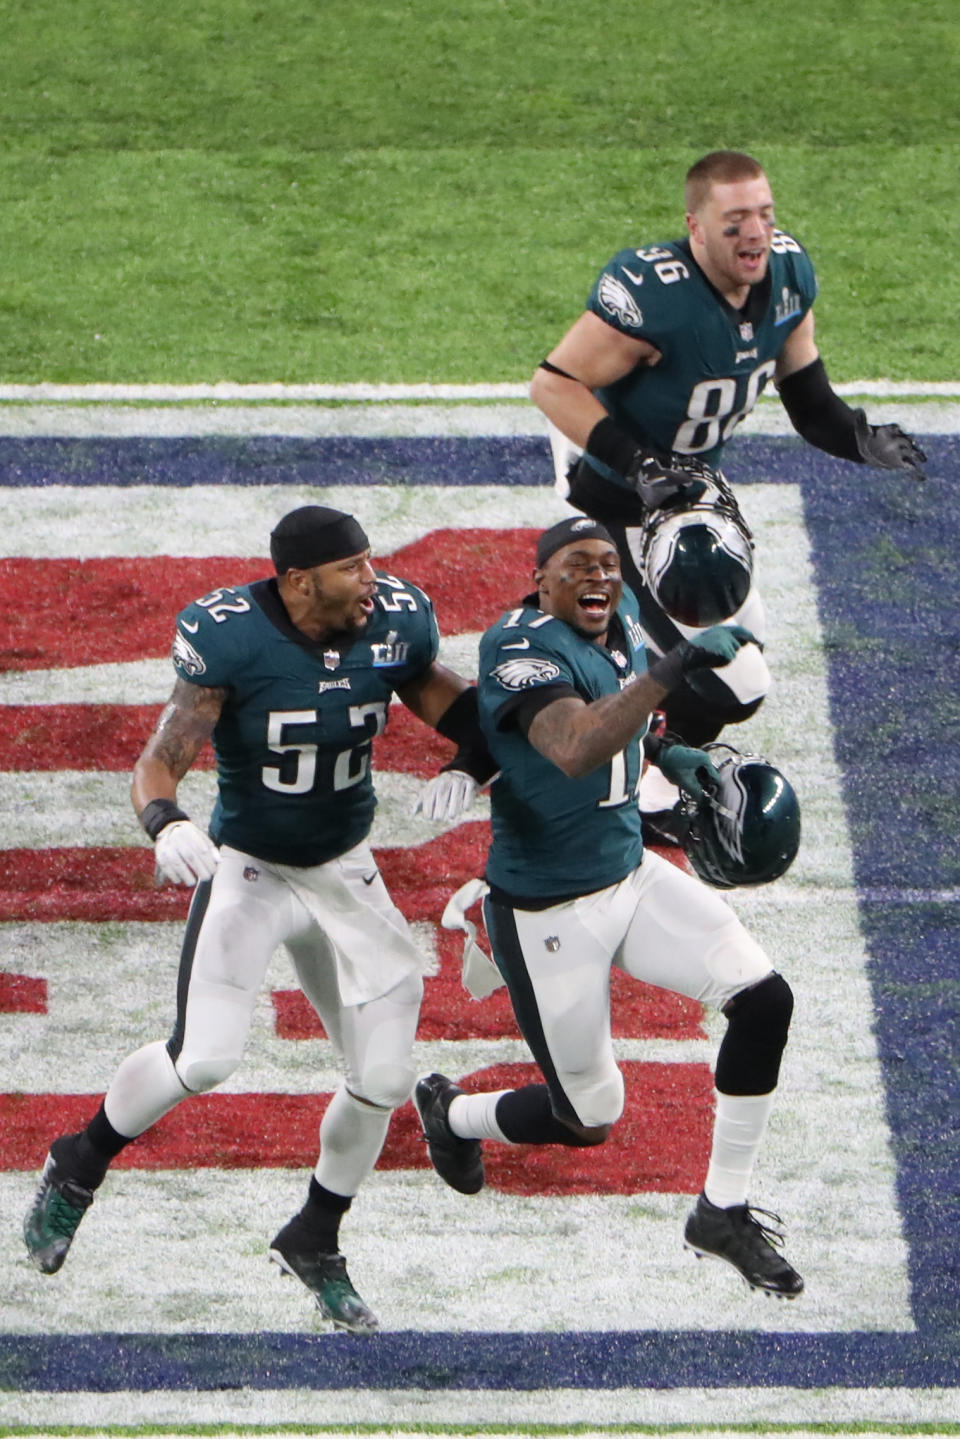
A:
[1,1330,958,1392]
[797,441,960,1346]
[0,434,934,487]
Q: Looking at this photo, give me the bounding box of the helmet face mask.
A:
[641,469,754,627]
[682,742,801,888]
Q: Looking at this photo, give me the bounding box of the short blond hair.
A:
[684,151,766,213]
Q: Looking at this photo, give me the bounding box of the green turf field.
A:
[0,0,956,382]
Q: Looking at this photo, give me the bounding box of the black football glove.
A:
[624,451,710,511]
[853,409,927,481]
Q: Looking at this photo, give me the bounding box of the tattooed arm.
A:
[131,677,226,817]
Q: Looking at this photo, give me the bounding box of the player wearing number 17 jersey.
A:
[415,515,804,1301]
[23,505,493,1334]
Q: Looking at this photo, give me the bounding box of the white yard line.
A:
[0,380,959,400]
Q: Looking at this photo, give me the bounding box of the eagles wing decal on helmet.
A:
[683,743,800,888]
[597,273,644,330]
[491,657,562,691]
[640,468,755,627]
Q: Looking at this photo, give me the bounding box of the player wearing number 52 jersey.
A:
[172,556,439,866]
[530,150,926,840]
[24,505,494,1335]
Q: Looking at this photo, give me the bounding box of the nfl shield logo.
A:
[323,649,340,671]
[739,322,754,341]
[545,936,561,952]
[243,866,260,882]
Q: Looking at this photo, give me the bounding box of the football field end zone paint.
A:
[0,479,912,1342]
[0,433,957,492]
[795,450,960,1345]
[1,1330,959,1392]
[1,431,955,1421]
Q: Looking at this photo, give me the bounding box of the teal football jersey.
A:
[478,591,650,901]
[170,573,439,866]
[586,233,818,465]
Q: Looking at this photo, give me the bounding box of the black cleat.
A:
[414,1072,485,1195]
[270,1223,379,1335]
[684,1191,804,1298]
[23,1147,94,1275]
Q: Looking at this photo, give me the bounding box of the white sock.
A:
[448,1090,511,1142]
[703,1090,775,1209]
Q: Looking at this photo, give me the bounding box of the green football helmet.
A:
[640,468,754,627]
[682,742,801,888]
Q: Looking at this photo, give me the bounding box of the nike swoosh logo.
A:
[181,620,199,634]
[362,872,378,885]
[502,637,530,650]
[622,266,644,286]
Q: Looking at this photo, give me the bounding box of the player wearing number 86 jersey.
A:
[530,149,926,833]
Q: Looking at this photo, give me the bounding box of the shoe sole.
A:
[269,1250,381,1335]
[683,1241,803,1299]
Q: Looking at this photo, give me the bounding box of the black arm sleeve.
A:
[434,686,498,783]
[776,358,862,462]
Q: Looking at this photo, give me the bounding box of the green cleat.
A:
[270,1225,379,1335]
[24,1151,94,1275]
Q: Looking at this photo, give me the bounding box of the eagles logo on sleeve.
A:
[597,272,644,330]
[172,628,207,677]
[490,656,562,691]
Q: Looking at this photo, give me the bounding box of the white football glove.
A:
[154,820,220,886]
[413,769,479,823]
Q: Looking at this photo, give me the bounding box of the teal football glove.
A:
[655,743,722,803]
[648,624,759,693]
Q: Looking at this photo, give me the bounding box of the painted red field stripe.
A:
[0,848,187,921]
[0,702,451,774]
[0,705,171,772]
[0,531,535,672]
[0,972,47,1013]
[1,1061,712,1194]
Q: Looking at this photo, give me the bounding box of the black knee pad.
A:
[715,971,794,1095]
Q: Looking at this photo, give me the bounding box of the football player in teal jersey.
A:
[23,505,493,1335]
[529,149,926,835]
[416,515,805,1300]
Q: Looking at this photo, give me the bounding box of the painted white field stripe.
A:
[0,483,569,559]
[8,1391,960,1428]
[1,398,959,437]
[0,1169,911,1334]
[0,379,959,399]
[6,1394,960,1430]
